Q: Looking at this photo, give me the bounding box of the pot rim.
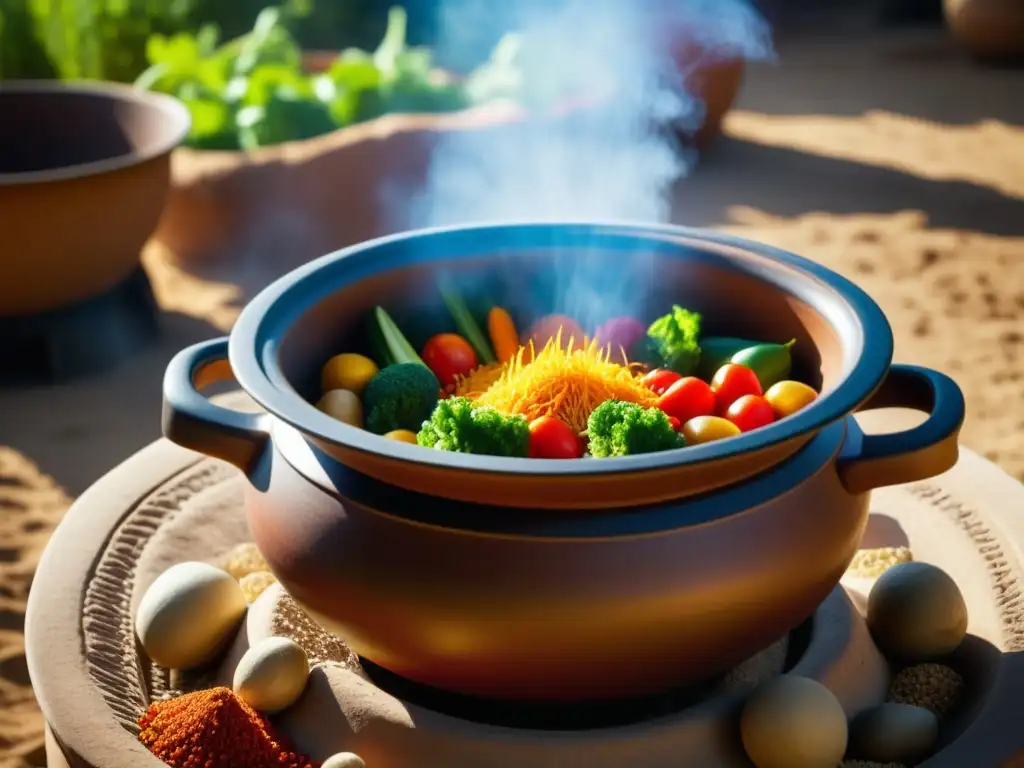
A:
[0,79,191,186]
[230,221,893,477]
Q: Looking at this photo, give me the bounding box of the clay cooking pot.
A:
[944,0,1024,63]
[0,81,190,316]
[162,223,964,702]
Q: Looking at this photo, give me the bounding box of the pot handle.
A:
[837,364,965,494]
[162,337,270,473]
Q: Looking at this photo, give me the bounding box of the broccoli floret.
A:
[640,304,702,375]
[586,400,685,458]
[417,397,530,457]
[363,362,440,434]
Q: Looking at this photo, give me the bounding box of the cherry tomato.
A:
[681,415,741,445]
[764,380,819,419]
[529,416,585,459]
[657,377,717,425]
[667,416,682,432]
[643,368,682,395]
[711,363,763,413]
[725,395,776,433]
[422,333,478,388]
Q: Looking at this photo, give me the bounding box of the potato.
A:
[317,389,364,428]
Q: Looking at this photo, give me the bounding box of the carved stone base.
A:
[25,436,1024,768]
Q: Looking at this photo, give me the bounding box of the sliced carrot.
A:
[488,306,520,364]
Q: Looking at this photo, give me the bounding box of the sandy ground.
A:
[0,26,1022,768]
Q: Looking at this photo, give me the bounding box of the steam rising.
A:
[409,0,773,227]
[396,0,774,329]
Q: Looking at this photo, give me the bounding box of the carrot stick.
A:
[488,307,520,364]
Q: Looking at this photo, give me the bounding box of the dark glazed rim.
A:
[230,222,893,477]
[0,79,191,186]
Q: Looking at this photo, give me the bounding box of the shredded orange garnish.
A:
[456,330,658,434]
[454,361,508,396]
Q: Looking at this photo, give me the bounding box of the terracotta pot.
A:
[0,81,189,316]
[155,38,747,272]
[944,0,1024,62]
[161,223,964,701]
[687,58,746,147]
[151,106,525,276]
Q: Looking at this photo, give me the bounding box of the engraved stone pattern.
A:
[81,461,235,734]
[77,460,1024,738]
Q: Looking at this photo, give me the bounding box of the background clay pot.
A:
[154,28,752,275]
[685,58,746,148]
[151,105,525,278]
[668,41,747,148]
[944,0,1024,62]
[0,81,189,316]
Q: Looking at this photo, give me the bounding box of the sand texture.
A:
[0,26,1022,767]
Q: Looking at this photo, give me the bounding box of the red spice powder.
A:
[138,686,318,768]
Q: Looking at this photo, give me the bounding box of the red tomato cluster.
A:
[644,363,778,437]
[657,376,716,425]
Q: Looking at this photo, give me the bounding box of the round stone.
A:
[867,562,968,661]
[740,675,848,768]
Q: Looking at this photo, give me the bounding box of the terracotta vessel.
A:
[162,223,964,701]
[649,0,768,147]
[0,81,189,316]
[155,34,750,270]
[686,58,745,147]
[944,0,1024,62]
[151,106,523,274]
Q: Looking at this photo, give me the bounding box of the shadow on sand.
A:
[675,135,1024,238]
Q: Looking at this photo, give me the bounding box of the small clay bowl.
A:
[0,80,189,316]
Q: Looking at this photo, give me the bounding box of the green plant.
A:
[0,0,322,83]
[0,1,58,79]
[134,5,506,151]
[13,0,198,82]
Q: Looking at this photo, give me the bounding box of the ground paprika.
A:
[138,686,317,768]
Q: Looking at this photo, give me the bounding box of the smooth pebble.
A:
[849,703,939,764]
[233,636,310,713]
[868,562,968,661]
[322,753,366,768]
[740,675,848,768]
[135,561,247,670]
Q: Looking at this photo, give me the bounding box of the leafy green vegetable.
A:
[586,400,685,458]
[132,4,497,151]
[320,48,384,124]
[237,88,335,149]
[363,363,440,435]
[439,279,496,365]
[369,306,426,368]
[640,305,703,376]
[4,0,198,82]
[417,397,530,457]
